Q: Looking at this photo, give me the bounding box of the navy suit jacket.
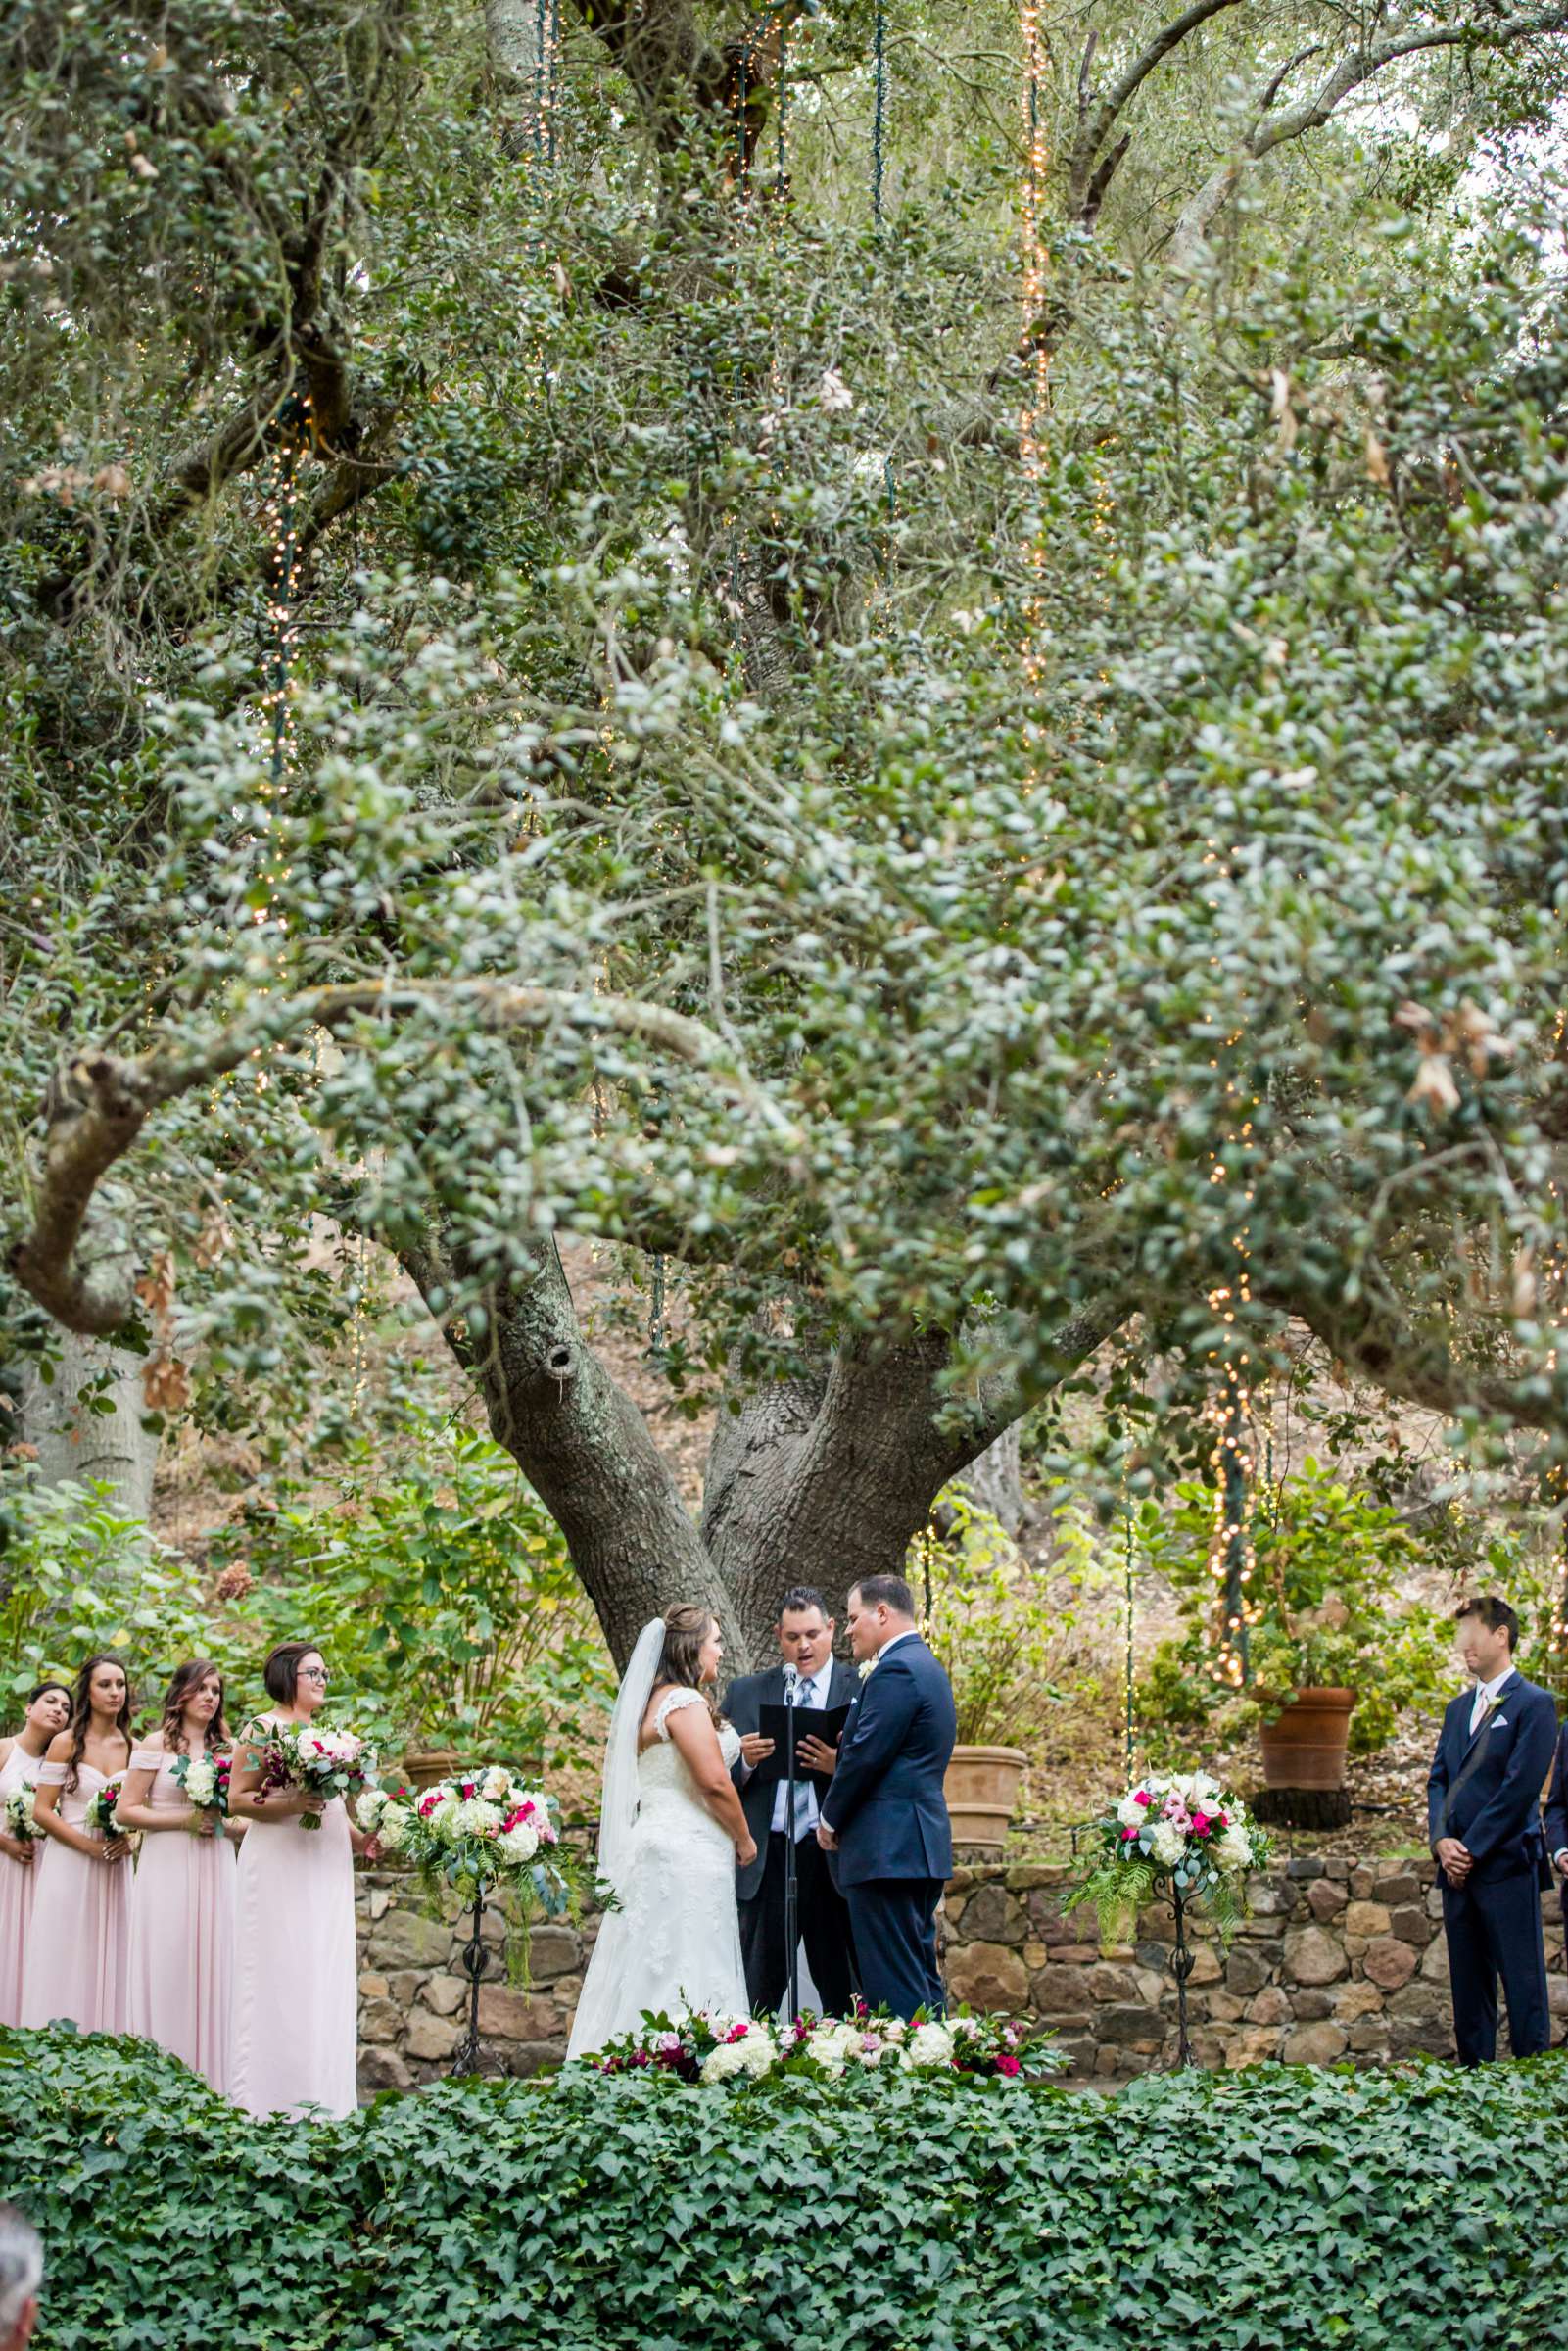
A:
[1426,1670,1556,1885]
[819,1634,956,1890]
[1544,1720,1568,1863]
[723,1658,861,1901]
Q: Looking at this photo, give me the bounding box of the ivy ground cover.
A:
[3,2028,1565,2351]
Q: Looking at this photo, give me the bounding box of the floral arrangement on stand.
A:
[2,1782,39,1843]
[357,1765,587,2011]
[575,2004,1063,2087]
[83,1773,130,1843]
[259,1724,372,1829]
[1064,1770,1271,2065]
[171,1751,231,1835]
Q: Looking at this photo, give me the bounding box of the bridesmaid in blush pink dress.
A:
[120,1659,239,2091]
[20,1654,135,2034]
[0,1679,72,2026]
[227,1641,380,2118]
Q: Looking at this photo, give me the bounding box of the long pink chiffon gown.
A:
[19,1759,132,2034]
[0,1743,44,2026]
[125,1746,236,2091]
[229,1719,358,2118]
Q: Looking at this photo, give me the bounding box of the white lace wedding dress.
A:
[567,1682,750,2056]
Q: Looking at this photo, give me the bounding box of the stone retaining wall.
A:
[354,1855,1568,2093]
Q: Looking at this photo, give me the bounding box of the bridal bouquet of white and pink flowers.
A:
[2,1782,39,1842]
[260,1723,372,1828]
[171,1750,231,1834]
[1065,1769,1269,1936]
[83,1774,130,1841]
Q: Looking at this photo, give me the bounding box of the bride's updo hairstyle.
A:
[658,1604,717,1703]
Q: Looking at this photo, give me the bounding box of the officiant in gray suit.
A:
[725,1586,859,2017]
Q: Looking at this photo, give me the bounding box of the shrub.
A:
[5,2027,1567,2351]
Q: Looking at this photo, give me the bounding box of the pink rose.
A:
[996,2053,1022,2077]
[1192,1811,1212,1836]
[1134,1790,1152,1807]
[1121,1826,1140,1842]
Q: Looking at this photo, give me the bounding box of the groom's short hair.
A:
[852,1574,915,1618]
[779,1585,830,1622]
[1455,1595,1520,1651]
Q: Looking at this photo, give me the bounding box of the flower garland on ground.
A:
[1064,1769,1270,1938]
[358,1765,587,1983]
[575,2004,1063,2087]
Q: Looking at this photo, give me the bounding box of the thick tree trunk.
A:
[404,1233,738,1672]
[19,1330,160,1522]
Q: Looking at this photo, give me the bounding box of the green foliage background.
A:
[4,2028,1567,2350]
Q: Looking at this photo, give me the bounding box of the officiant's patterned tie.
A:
[789,1677,817,1840]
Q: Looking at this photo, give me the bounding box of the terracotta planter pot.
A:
[1257,1688,1356,1791]
[944,1744,1026,1848]
[400,1747,461,1792]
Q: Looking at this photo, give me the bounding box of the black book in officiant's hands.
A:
[747,1703,852,1787]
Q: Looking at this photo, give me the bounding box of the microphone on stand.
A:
[781,1661,801,2023]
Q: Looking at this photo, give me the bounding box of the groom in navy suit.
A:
[817,1573,956,2019]
[1426,1595,1557,2065]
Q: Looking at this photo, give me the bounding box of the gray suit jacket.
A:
[724,1659,861,1902]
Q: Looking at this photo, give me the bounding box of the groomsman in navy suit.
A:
[1543,1697,1568,2026]
[817,1574,956,2020]
[1426,1596,1557,2064]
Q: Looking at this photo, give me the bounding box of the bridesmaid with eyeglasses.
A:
[21,1655,135,2033]
[120,1659,240,2091]
[227,1642,378,2118]
[0,1679,72,2026]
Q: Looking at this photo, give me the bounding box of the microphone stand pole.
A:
[784,1672,800,2025]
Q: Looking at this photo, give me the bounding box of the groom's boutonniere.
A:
[858,1656,878,1681]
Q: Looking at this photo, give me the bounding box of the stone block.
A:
[358,1998,403,2047]
[387,1970,424,2006]
[1387,1982,1448,2025]
[1055,2038,1097,2076]
[1307,1880,1349,1922]
[358,1971,390,2000]
[1282,2021,1347,2065]
[368,1910,452,1970]
[1387,1906,1433,1946]
[1187,2029,1228,2069]
[1292,1990,1333,2021]
[1420,1935,1450,1984]
[1029,1963,1095,2015]
[1004,1864,1060,1893]
[1023,1941,1048,1969]
[1390,2013,1451,2059]
[1331,1981,1384,2023]
[1345,1901,1391,1938]
[404,2008,462,2062]
[368,1887,392,1922]
[1098,2004,1163,2048]
[422,1972,468,2018]
[504,2039,568,2080]
[1325,1858,1352,1882]
[1087,1962,1142,2004]
[1224,2027,1281,2069]
[1246,1988,1293,2027]
[1284,1925,1347,1986]
[1205,1991,1246,2024]
[1371,1871,1424,1907]
[958,1884,1027,1946]
[1287,1857,1325,1881]
[358,2046,413,2093]
[1244,1879,1295,1918]
[1188,1943,1222,1986]
[523,1927,584,1984]
[1225,1945,1271,1995]
[1362,1938,1418,1991]
[476,1986,565,2042]
[1348,2015,1392,2056]
[946,1940,1029,2010]
[1093,2047,1120,2077]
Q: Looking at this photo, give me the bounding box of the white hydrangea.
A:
[808,2023,860,2076]
[480,1766,514,1803]
[1212,1827,1253,1872]
[1149,1821,1188,1869]
[182,1758,217,1807]
[1116,1792,1151,1830]
[907,2022,956,2069]
[701,2025,775,2083]
[451,1799,503,1839]
[374,1803,412,1853]
[499,1822,539,1864]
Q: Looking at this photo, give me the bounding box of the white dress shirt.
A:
[772,1658,834,1839]
[1467,1666,1515,1737]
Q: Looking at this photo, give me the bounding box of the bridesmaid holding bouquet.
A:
[20,1655,135,2033]
[0,1679,71,2026]
[120,1659,238,2091]
[228,1641,379,2119]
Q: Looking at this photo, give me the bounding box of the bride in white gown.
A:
[567,1604,757,2056]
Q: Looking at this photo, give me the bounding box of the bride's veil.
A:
[594,1615,666,1895]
